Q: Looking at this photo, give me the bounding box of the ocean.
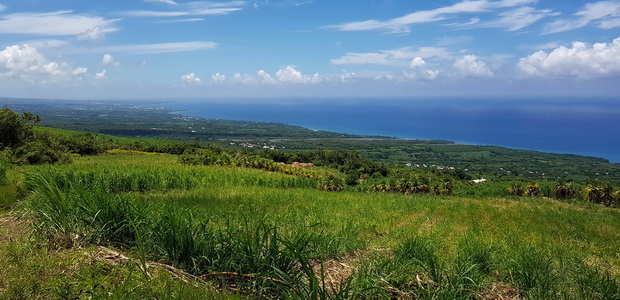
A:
[155,97,620,163]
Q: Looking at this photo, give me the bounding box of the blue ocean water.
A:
[157,98,620,163]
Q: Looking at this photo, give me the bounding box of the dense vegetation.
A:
[0,105,619,299]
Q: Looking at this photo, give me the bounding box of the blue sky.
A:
[0,0,619,99]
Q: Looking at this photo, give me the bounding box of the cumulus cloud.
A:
[327,0,540,33]
[95,70,107,80]
[211,72,226,84]
[72,67,88,76]
[453,55,493,77]
[410,57,426,68]
[339,70,356,83]
[102,54,120,66]
[181,72,202,84]
[257,69,277,84]
[275,66,321,84]
[232,73,257,84]
[518,37,620,78]
[223,66,322,85]
[401,57,440,81]
[0,11,119,36]
[545,1,620,34]
[77,26,106,42]
[0,44,87,83]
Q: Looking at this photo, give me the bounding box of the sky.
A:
[0,0,620,99]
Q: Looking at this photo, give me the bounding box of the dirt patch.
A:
[311,252,363,292]
[276,162,315,168]
[0,216,28,245]
[477,282,522,300]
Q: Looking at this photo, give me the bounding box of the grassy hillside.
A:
[1,151,618,299]
[4,98,619,185]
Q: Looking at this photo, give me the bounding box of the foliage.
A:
[0,108,39,149]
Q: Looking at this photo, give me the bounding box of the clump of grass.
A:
[394,236,443,282]
[571,262,620,299]
[504,245,558,298]
[457,230,495,275]
[27,174,150,248]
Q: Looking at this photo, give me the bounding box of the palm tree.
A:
[526,184,540,197]
[601,184,615,206]
[584,185,602,204]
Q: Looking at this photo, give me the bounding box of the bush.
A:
[0,108,39,149]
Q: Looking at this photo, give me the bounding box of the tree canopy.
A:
[0,108,40,149]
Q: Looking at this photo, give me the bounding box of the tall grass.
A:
[21,154,620,298]
[0,156,9,185]
[28,164,317,194]
[504,245,558,298]
[25,175,357,298]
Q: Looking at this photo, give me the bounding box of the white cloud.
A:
[275,66,321,84]
[95,70,107,80]
[257,69,276,84]
[0,44,86,83]
[77,26,106,42]
[518,37,620,78]
[23,39,70,49]
[181,72,202,84]
[453,55,493,77]
[154,18,205,23]
[102,53,120,66]
[328,0,539,33]
[463,6,559,31]
[223,66,322,85]
[144,0,178,5]
[72,67,88,76]
[545,1,620,33]
[331,52,391,65]
[525,42,561,50]
[98,41,217,54]
[403,57,440,81]
[410,57,426,68]
[339,70,356,83]
[0,5,6,12]
[0,11,119,36]
[331,47,452,66]
[374,73,397,81]
[211,72,226,84]
[232,73,258,84]
[122,1,244,18]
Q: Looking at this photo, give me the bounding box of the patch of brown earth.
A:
[477,282,522,300]
[0,216,28,245]
[311,251,364,292]
[276,162,315,168]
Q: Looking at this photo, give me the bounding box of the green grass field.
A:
[1,152,618,299]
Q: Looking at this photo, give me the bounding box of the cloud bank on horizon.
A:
[0,0,619,99]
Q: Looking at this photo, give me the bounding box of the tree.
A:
[0,108,40,149]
